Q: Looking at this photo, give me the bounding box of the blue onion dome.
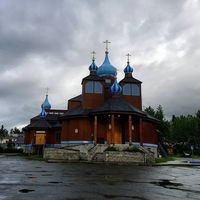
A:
[89,59,98,72]
[40,106,47,118]
[111,80,122,94]
[124,62,133,74]
[97,52,117,77]
[41,95,51,110]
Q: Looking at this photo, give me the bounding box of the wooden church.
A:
[23,41,159,152]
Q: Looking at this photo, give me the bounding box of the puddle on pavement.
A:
[151,179,183,188]
[19,189,35,193]
[48,181,63,184]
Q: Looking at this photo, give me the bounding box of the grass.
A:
[155,156,175,163]
[24,154,44,161]
[191,155,200,159]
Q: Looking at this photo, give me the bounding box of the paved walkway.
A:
[157,157,200,166]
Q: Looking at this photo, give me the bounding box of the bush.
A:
[193,149,200,155]
[0,146,4,153]
[0,148,23,153]
[105,146,117,151]
[123,146,143,153]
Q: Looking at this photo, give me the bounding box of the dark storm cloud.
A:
[0,0,200,129]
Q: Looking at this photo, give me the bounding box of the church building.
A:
[23,41,159,152]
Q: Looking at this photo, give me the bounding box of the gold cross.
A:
[91,51,96,60]
[126,53,131,63]
[103,40,111,52]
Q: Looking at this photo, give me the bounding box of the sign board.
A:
[35,134,45,145]
[36,131,46,134]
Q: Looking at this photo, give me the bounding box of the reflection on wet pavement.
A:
[0,156,200,199]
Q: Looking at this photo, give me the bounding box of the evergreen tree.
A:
[144,106,155,117]
[0,125,8,142]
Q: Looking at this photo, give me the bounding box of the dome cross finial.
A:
[45,87,49,95]
[126,53,131,63]
[91,51,96,61]
[103,40,111,52]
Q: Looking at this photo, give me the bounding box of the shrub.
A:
[123,146,143,153]
[193,149,200,155]
[105,146,117,151]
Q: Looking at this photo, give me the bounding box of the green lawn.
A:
[155,156,175,163]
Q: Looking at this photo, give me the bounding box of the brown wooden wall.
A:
[24,129,61,144]
[122,96,142,110]
[61,118,92,141]
[142,120,158,144]
[68,100,81,110]
[82,93,104,109]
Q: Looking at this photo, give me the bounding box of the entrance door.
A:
[114,118,122,144]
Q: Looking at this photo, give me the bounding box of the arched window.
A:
[122,84,140,96]
[85,81,103,94]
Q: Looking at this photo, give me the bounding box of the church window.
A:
[122,84,140,96]
[94,82,103,93]
[85,81,103,94]
[85,81,94,93]
[132,84,140,96]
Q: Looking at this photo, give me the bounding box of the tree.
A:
[10,127,21,135]
[196,110,200,118]
[144,106,155,117]
[155,105,164,121]
[0,125,8,142]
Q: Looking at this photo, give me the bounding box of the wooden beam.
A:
[139,118,143,146]
[94,115,97,145]
[128,115,132,145]
[111,114,115,144]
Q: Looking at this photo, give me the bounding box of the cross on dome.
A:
[45,87,49,95]
[126,53,131,63]
[103,40,111,52]
[91,51,96,61]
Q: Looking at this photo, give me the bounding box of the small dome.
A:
[40,107,47,118]
[41,95,51,110]
[111,80,122,94]
[89,60,98,72]
[124,62,133,74]
[97,52,117,77]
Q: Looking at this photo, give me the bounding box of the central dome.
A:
[97,52,117,77]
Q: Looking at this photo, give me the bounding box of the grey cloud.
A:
[0,0,200,129]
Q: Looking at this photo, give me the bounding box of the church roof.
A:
[26,119,52,130]
[59,106,91,119]
[82,74,104,84]
[91,97,145,115]
[68,94,82,102]
[24,113,62,130]
[120,76,142,84]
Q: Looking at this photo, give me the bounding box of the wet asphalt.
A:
[0,155,200,200]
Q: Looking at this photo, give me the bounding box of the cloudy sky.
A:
[1,0,200,130]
